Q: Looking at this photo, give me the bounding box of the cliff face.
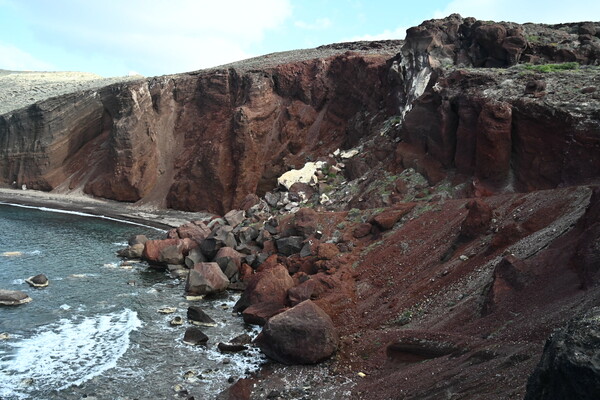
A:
[0,46,400,214]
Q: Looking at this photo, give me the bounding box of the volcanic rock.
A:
[118,243,145,258]
[177,222,211,243]
[525,307,600,400]
[187,306,217,327]
[254,300,338,364]
[233,264,294,312]
[214,247,243,280]
[184,262,230,297]
[0,289,32,305]
[183,327,209,346]
[460,199,493,239]
[25,274,49,288]
[370,204,414,231]
[276,236,304,256]
[128,234,148,246]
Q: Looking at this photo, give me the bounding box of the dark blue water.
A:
[0,204,263,400]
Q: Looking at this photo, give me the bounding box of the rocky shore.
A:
[1,14,600,400]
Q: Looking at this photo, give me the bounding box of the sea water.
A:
[0,204,264,400]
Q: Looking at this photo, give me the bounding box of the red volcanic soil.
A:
[312,186,600,399]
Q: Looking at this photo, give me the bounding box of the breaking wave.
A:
[0,309,141,399]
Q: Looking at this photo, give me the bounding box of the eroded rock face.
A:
[0,45,400,214]
[525,307,600,400]
[254,300,338,364]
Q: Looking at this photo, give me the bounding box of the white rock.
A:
[340,149,359,159]
[277,161,324,190]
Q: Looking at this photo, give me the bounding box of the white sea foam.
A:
[10,279,25,285]
[0,309,141,398]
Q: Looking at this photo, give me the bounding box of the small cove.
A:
[0,204,264,399]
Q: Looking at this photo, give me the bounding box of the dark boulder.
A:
[187,306,217,326]
[25,273,49,288]
[0,289,32,305]
[525,307,600,400]
[254,300,338,364]
[276,236,304,256]
[183,327,209,345]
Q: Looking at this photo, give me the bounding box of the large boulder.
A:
[0,289,32,305]
[525,307,600,400]
[177,222,211,243]
[142,238,197,265]
[254,300,338,364]
[185,262,230,297]
[233,264,294,312]
[276,236,304,256]
[183,327,209,345]
[214,247,243,280]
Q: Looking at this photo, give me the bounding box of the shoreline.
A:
[0,188,211,230]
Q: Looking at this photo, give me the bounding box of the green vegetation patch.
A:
[524,62,579,73]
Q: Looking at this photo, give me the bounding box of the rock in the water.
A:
[187,306,217,327]
[158,306,177,314]
[184,262,230,296]
[177,222,211,243]
[169,316,184,326]
[254,300,338,364]
[128,234,148,246]
[217,342,248,353]
[25,274,49,288]
[0,289,32,306]
[183,327,209,345]
[524,307,600,400]
[118,243,145,258]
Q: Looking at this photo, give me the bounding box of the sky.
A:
[0,0,598,77]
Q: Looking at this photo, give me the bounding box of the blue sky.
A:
[0,0,598,77]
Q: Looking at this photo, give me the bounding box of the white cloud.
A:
[7,0,293,75]
[347,25,407,42]
[294,18,332,30]
[433,0,600,24]
[0,42,54,71]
